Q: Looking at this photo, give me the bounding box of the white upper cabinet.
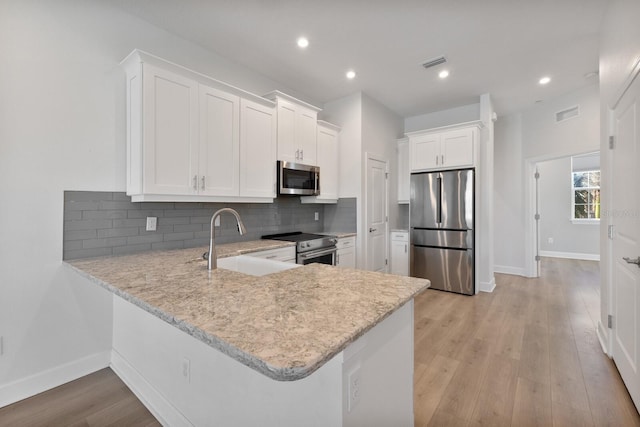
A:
[397,138,409,204]
[264,91,321,166]
[122,50,276,203]
[140,63,199,196]
[301,120,340,204]
[199,85,239,197]
[240,99,277,198]
[408,122,480,173]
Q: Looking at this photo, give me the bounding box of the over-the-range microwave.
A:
[277,161,320,196]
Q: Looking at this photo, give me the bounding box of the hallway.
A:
[414,257,640,426]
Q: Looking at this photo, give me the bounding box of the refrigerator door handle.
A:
[436,175,442,224]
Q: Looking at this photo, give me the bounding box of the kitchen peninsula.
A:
[66,242,430,427]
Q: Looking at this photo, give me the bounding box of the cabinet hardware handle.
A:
[405,244,407,253]
[300,149,303,160]
[193,175,198,190]
[295,149,299,160]
[441,154,444,165]
[201,176,206,190]
[369,227,377,232]
[266,255,278,259]
[435,155,439,165]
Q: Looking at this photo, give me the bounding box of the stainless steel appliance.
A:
[262,232,337,265]
[410,169,474,295]
[277,161,320,196]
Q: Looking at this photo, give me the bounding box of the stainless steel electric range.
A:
[262,232,338,265]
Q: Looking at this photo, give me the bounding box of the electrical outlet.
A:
[314,212,319,221]
[182,357,190,383]
[146,217,157,231]
[347,366,361,412]
[548,237,554,244]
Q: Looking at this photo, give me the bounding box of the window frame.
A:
[571,168,600,224]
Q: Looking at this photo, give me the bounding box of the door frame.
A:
[523,151,602,278]
[602,58,640,358]
[363,152,389,272]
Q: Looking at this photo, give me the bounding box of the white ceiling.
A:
[105,0,608,118]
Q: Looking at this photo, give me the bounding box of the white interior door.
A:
[366,155,388,272]
[611,72,640,411]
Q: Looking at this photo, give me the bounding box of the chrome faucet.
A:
[207,208,247,270]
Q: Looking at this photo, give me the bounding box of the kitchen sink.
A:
[216,255,300,277]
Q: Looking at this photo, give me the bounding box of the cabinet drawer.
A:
[336,236,356,250]
[391,232,408,242]
[247,246,295,263]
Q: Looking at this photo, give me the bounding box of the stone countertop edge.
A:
[64,261,301,381]
[63,240,429,382]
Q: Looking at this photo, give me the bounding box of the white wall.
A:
[522,84,600,160]
[361,93,404,232]
[537,157,600,258]
[321,93,363,199]
[404,103,480,132]
[493,84,600,276]
[0,0,303,404]
[494,113,525,275]
[598,0,640,352]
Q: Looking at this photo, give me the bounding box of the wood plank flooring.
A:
[1,258,638,426]
[414,257,640,426]
[0,368,160,426]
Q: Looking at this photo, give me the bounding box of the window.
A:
[572,169,600,220]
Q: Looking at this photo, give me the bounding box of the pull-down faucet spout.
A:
[207,208,247,270]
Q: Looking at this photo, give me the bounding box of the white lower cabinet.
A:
[390,231,409,276]
[336,236,356,268]
[246,246,296,263]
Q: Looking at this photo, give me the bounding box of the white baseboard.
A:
[494,265,526,276]
[539,250,600,261]
[0,351,110,408]
[110,350,190,427]
[479,276,496,293]
[597,321,610,356]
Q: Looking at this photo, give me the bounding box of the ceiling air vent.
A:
[422,56,447,70]
[556,105,580,122]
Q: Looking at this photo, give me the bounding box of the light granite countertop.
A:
[65,241,429,381]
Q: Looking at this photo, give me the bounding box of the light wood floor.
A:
[414,257,640,426]
[0,368,160,426]
[2,258,639,426]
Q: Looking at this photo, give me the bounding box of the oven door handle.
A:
[298,246,337,260]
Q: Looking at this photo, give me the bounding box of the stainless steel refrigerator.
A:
[410,169,474,295]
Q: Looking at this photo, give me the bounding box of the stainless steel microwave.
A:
[277,161,320,196]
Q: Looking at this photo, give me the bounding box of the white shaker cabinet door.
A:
[410,133,440,172]
[199,85,240,197]
[397,138,410,203]
[142,64,198,195]
[441,128,474,168]
[240,99,277,198]
[297,107,318,165]
[275,101,297,163]
[316,124,338,200]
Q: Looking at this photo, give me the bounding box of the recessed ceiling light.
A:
[439,70,450,79]
[297,37,309,48]
[346,70,356,80]
[539,76,551,85]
